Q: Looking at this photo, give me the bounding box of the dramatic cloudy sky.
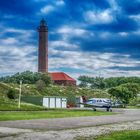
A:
[0,0,140,79]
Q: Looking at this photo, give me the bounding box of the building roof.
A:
[50,72,76,81]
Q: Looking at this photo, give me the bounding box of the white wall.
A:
[43,97,67,108]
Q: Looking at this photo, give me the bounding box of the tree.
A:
[105,77,140,88]
[78,76,90,87]
[0,71,51,85]
[78,75,105,89]
[108,83,140,106]
[38,73,51,86]
[90,77,105,89]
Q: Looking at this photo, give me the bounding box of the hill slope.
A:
[0,82,109,109]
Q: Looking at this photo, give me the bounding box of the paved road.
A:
[0,109,140,130]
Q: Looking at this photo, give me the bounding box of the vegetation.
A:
[0,71,51,85]
[36,79,46,91]
[0,72,140,109]
[76,130,140,140]
[0,97,47,111]
[95,130,140,140]
[78,75,140,89]
[6,89,17,99]
[108,83,140,105]
[2,72,140,90]
[78,76,105,89]
[78,75,140,107]
[0,110,114,121]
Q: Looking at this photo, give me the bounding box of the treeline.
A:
[78,76,140,105]
[78,76,140,89]
[1,72,140,89]
[0,71,51,85]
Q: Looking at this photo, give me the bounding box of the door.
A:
[43,98,49,107]
[50,98,55,108]
[56,98,61,108]
[61,98,67,108]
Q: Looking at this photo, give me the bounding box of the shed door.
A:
[61,98,67,108]
[50,98,55,108]
[56,98,61,108]
[43,98,49,108]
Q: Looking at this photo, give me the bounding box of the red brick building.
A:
[50,72,76,86]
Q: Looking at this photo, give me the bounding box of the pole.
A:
[18,80,22,109]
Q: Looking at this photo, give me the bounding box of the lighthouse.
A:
[38,18,48,72]
[37,19,76,86]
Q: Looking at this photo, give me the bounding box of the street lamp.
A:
[18,80,22,109]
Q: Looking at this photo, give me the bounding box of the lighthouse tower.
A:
[38,18,48,72]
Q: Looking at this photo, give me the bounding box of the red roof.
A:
[50,72,76,81]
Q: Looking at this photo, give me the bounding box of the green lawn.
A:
[96,130,140,140]
[126,106,140,109]
[77,130,140,140]
[0,110,115,121]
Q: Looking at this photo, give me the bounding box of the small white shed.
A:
[43,96,67,108]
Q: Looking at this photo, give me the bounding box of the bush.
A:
[36,80,46,91]
[67,95,76,107]
[129,97,140,106]
[7,89,16,99]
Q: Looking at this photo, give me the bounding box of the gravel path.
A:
[0,109,140,130]
[0,127,33,138]
[1,121,140,140]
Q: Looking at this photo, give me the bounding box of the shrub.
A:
[36,80,46,91]
[7,89,16,99]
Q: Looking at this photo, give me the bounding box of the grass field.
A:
[96,130,140,140]
[77,130,140,140]
[0,110,115,121]
[126,106,140,109]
